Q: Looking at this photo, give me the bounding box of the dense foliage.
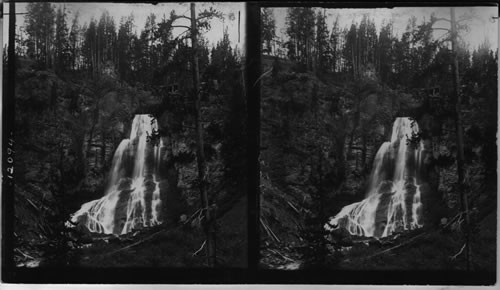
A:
[260,8,497,272]
[7,3,247,268]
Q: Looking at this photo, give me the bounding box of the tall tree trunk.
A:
[347,99,361,158]
[361,132,367,173]
[306,36,309,70]
[347,126,356,159]
[450,7,470,271]
[317,148,324,221]
[191,3,216,267]
[94,148,98,169]
[45,36,49,68]
[101,129,106,172]
[86,123,96,159]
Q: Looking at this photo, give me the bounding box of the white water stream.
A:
[326,117,424,238]
[70,115,164,235]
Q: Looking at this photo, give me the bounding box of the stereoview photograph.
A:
[4,1,247,269]
[259,6,497,277]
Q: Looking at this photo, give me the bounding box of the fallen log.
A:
[104,228,170,257]
[192,240,206,257]
[268,248,295,263]
[260,217,281,243]
[286,200,301,214]
[26,198,39,211]
[15,248,36,260]
[450,243,466,260]
[365,232,427,260]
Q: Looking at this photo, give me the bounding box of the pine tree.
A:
[97,11,117,71]
[138,14,158,85]
[210,29,236,84]
[261,8,276,55]
[365,17,378,73]
[343,23,358,77]
[82,18,98,77]
[315,10,330,74]
[329,15,341,73]
[69,11,82,71]
[24,3,56,68]
[55,6,70,74]
[285,7,315,69]
[378,21,395,84]
[116,15,135,81]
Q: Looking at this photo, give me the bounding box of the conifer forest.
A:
[4,2,247,269]
[2,2,498,285]
[259,6,497,273]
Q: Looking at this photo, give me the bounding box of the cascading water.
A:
[70,115,165,235]
[326,117,425,238]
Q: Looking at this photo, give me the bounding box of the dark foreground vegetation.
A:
[7,3,247,268]
[259,7,497,273]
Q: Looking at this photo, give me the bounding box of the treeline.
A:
[14,3,240,88]
[262,7,497,90]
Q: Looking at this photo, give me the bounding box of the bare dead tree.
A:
[190,2,216,267]
[431,8,471,270]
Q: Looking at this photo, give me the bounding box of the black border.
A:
[246,1,261,283]
[3,0,17,280]
[2,0,499,285]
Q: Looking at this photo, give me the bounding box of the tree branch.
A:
[268,248,296,263]
[104,228,167,257]
[171,25,191,30]
[174,29,190,40]
[260,217,281,243]
[435,32,451,43]
[192,240,207,256]
[431,27,451,32]
[450,243,466,260]
[365,232,427,259]
[196,14,220,22]
[172,12,224,28]
[172,15,191,21]
[174,34,191,43]
[15,248,36,260]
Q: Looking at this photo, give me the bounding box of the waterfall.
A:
[326,117,425,238]
[70,115,165,235]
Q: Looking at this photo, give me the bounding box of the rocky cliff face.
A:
[260,70,350,248]
[13,61,142,264]
[259,59,448,268]
[12,58,247,267]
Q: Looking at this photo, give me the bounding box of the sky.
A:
[2,4,498,54]
[270,6,499,51]
[3,2,246,52]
